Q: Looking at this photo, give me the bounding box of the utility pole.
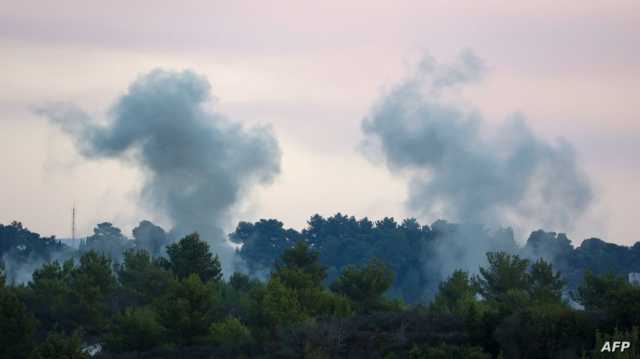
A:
[72,204,76,247]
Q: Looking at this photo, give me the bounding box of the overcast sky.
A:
[1,0,638,245]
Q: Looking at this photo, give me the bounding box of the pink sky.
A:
[1,0,638,245]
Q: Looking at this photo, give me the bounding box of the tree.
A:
[166,233,222,283]
[0,222,64,282]
[267,241,353,319]
[573,238,631,275]
[5,214,640,357]
[408,344,491,359]
[0,221,64,259]
[232,219,300,274]
[574,271,640,329]
[528,258,565,304]
[493,303,593,359]
[430,270,479,316]
[118,249,175,305]
[228,272,252,292]
[475,252,530,304]
[273,241,326,290]
[155,273,218,345]
[30,331,88,359]
[261,277,305,327]
[214,278,262,329]
[573,271,628,310]
[132,220,169,257]
[210,316,253,349]
[26,252,117,335]
[69,251,118,334]
[330,258,394,313]
[27,259,76,331]
[0,286,37,358]
[104,307,165,353]
[524,230,573,264]
[81,222,132,261]
[0,260,5,287]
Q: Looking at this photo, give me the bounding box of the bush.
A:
[408,344,491,359]
[210,316,253,348]
[31,331,88,359]
[104,307,165,353]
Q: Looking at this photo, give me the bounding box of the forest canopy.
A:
[1,215,639,358]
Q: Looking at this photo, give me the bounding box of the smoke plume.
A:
[36,69,281,272]
[362,51,592,234]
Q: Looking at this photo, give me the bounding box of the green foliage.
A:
[166,233,223,283]
[216,276,263,326]
[475,252,530,303]
[104,307,165,353]
[529,258,565,303]
[26,251,117,334]
[30,331,88,359]
[430,270,479,316]
[27,259,76,331]
[210,316,253,348]
[330,258,393,313]
[118,249,175,305]
[297,286,353,317]
[474,253,566,317]
[574,271,628,310]
[3,219,640,357]
[273,241,326,289]
[229,272,253,292]
[73,251,118,296]
[605,283,640,329]
[234,214,440,304]
[0,286,37,358]
[0,222,65,282]
[575,271,640,329]
[468,254,574,356]
[493,303,594,358]
[230,219,301,273]
[408,344,491,359]
[69,251,118,333]
[261,277,306,326]
[155,273,218,345]
[262,241,353,324]
[0,260,5,287]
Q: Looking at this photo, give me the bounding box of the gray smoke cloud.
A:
[35,69,281,272]
[362,51,593,234]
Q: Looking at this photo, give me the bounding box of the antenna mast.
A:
[72,204,76,247]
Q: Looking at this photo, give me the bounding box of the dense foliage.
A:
[233,214,640,302]
[1,217,639,357]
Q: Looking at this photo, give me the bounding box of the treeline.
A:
[1,230,640,358]
[232,214,640,302]
[3,215,640,305]
[0,220,168,284]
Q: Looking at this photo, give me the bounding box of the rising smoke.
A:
[362,51,593,234]
[35,69,281,272]
[361,51,593,285]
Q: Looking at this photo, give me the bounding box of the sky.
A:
[1,0,639,246]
